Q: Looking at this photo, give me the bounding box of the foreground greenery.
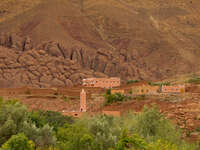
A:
[0,97,199,150]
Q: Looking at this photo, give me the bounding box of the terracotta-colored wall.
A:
[111,89,125,94]
[185,84,200,93]
[161,85,185,93]
[62,112,84,118]
[102,111,121,117]
[0,87,29,96]
[28,88,56,95]
[0,87,57,96]
[82,78,120,88]
[132,85,160,95]
[57,88,80,96]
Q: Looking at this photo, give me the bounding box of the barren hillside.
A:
[0,0,200,87]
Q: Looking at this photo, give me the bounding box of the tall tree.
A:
[1,133,34,150]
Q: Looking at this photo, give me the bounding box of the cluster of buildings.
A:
[82,78,186,95]
[132,84,185,95]
[0,77,188,118]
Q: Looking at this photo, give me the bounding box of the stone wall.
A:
[0,87,57,96]
[102,111,121,117]
[0,87,28,96]
[28,88,57,95]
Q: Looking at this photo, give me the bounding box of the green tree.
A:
[128,105,182,145]
[0,100,28,145]
[116,130,150,150]
[0,99,56,148]
[22,123,56,148]
[56,124,93,150]
[86,115,121,150]
[1,133,34,150]
[29,110,74,131]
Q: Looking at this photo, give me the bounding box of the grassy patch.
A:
[62,95,69,102]
[196,126,200,132]
[187,77,200,84]
[148,81,170,86]
[135,94,146,101]
[127,80,140,84]
[25,89,31,95]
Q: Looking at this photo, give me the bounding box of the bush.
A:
[116,130,150,150]
[188,77,200,84]
[106,89,111,95]
[83,115,121,150]
[196,126,200,132]
[1,133,34,150]
[56,124,94,150]
[25,89,31,95]
[29,110,74,131]
[127,80,140,84]
[62,96,69,102]
[0,99,28,145]
[134,105,182,144]
[136,94,146,101]
[105,93,127,105]
[128,89,132,95]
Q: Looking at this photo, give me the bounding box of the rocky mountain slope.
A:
[0,0,200,87]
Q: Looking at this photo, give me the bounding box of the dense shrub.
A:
[80,115,122,150]
[29,110,74,131]
[56,124,94,150]
[104,89,129,105]
[134,105,182,143]
[105,93,127,105]
[116,130,150,150]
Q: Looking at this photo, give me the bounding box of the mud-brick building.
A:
[82,77,120,88]
[111,89,125,94]
[132,84,160,95]
[161,85,185,93]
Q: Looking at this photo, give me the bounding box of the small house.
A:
[132,84,160,95]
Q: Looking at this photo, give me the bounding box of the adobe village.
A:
[1,77,200,139]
